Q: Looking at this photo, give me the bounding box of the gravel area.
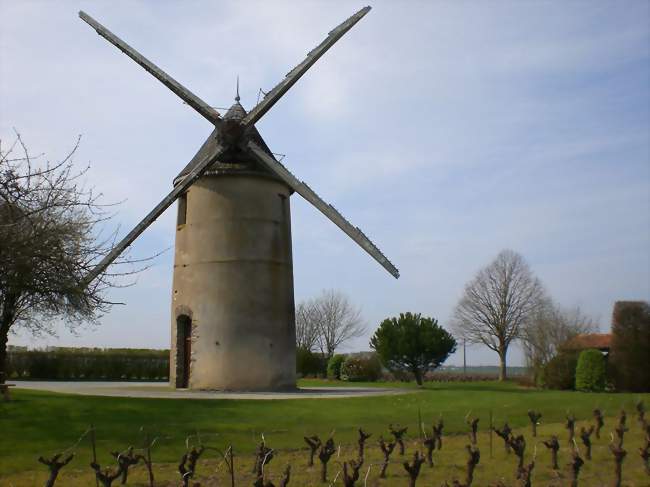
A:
[12,381,412,400]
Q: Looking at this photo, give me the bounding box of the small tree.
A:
[452,250,545,381]
[296,290,366,359]
[370,312,456,386]
[575,349,606,392]
[316,290,366,358]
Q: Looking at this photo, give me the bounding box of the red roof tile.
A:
[563,333,612,351]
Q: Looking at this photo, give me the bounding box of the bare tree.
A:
[521,299,597,375]
[452,250,545,381]
[0,133,146,383]
[295,300,320,351]
[311,289,366,358]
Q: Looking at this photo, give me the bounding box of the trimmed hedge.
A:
[7,348,169,381]
[327,354,346,380]
[340,353,382,382]
[609,301,650,392]
[296,348,326,377]
[575,349,606,392]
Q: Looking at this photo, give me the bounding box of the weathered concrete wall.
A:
[169,173,296,391]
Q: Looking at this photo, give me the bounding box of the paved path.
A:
[13,381,412,400]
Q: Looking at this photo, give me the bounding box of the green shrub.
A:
[327,354,346,380]
[340,353,382,382]
[542,351,579,390]
[575,349,607,392]
[296,348,325,377]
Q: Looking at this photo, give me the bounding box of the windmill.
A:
[78,6,398,391]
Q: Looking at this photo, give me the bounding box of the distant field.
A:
[436,365,529,376]
[1,380,648,485]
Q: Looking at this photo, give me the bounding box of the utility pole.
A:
[463,339,467,376]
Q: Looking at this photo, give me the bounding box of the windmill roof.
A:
[223,100,246,121]
[174,100,276,183]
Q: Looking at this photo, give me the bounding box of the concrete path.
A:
[13,381,412,400]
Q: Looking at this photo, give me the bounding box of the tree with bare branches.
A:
[295,300,321,352]
[0,133,147,384]
[521,300,596,380]
[452,250,545,381]
[310,289,366,359]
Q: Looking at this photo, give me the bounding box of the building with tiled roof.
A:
[563,333,612,353]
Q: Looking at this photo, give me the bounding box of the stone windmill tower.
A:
[78,6,399,391]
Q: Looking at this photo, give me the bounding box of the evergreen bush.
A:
[575,349,606,392]
[326,354,346,380]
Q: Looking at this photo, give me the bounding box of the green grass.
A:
[1,380,648,485]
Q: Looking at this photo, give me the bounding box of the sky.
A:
[1,1,648,367]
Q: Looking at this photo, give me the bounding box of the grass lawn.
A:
[1,380,649,485]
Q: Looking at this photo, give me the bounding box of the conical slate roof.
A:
[174,99,276,183]
[223,99,247,121]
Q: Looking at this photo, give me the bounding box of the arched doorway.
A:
[176,315,192,388]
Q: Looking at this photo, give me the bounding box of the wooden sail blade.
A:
[246,140,399,279]
[241,6,371,129]
[79,11,222,127]
[82,140,226,286]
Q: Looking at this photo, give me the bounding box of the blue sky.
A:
[1,1,648,366]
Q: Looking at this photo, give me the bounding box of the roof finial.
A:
[235,75,240,102]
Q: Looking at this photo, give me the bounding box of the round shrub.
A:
[327,354,346,380]
[575,349,607,392]
[340,354,382,382]
[542,351,579,390]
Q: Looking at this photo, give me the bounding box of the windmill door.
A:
[177,315,192,388]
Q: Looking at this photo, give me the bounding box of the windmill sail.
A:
[241,6,371,129]
[78,6,396,285]
[246,140,399,279]
[79,11,222,127]
[82,140,227,286]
